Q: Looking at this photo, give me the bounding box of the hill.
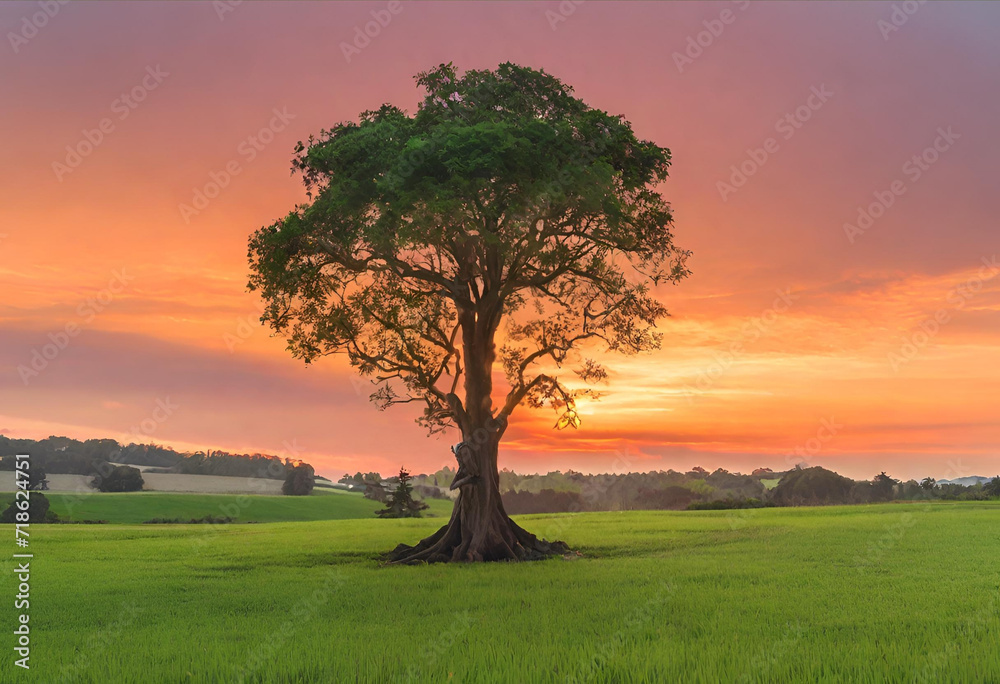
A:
[938,476,993,486]
[18,488,453,524]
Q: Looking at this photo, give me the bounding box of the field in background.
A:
[33,488,454,524]
[0,472,290,494]
[2,502,998,681]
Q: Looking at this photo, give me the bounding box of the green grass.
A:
[35,489,454,524]
[2,502,998,682]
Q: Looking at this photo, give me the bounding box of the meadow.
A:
[2,500,998,682]
[40,488,454,524]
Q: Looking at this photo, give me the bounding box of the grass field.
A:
[33,488,455,524]
[2,501,998,682]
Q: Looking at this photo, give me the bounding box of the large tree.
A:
[248,63,690,563]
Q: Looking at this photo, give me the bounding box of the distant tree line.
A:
[0,435,314,482]
[401,464,1000,514]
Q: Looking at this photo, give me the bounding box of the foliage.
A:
[157,450,294,479]
[0,435,314,480]
[143,515,235,524]
[503,488,584,514]
[282,464,316,496]
[871,471,898,502]
[0,492,56,523]
[0,436,114,475]
[376,468,429,518]
[985,476,1000,498]
[247,62,690,434]
[26,464,49,491]
[771,467,855,506]
[92,465,145,492]
[687,497,769,510]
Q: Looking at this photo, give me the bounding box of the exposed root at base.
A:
[384,519,570,564]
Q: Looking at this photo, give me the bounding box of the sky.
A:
[2,1,999,481]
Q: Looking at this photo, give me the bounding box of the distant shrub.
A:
[413,484,450,500]
[92,465,144,492]
[503,488,584,514]
[633,485,700,511]
[143,515,234,524]
[687,497,768,510]
[0,493,57,523]
[282,464,315,496]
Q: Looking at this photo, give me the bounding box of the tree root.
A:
[384,516,570,564]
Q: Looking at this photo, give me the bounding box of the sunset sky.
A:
[2,1,999,481]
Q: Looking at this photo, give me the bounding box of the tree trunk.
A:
[385,422,570,564]
[386,299,569,563]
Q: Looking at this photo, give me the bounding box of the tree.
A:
[248,62,690,562]
[920,477,936,492]
[771,467,854,506]
[984,476,1000,498]
[282,463,315,495]
[27,465,49,491]
[361,474,387,502]
[377,468,429,518]
[1,493,54,523]
[872,471,897,502]
[92,465,144,492]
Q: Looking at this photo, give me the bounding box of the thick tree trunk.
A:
[387,299,569,563]
[385,425,570,564]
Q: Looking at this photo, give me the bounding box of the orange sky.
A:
[2,1,999,481]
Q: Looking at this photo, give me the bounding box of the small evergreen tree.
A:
[377,468,429,518]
